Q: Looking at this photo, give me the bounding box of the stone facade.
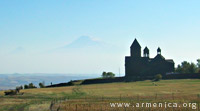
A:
[125,39,174,77]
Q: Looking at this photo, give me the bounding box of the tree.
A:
[197,59,200,73]
[154,74,162,81]
[106,72,115,78]
[175,61,198,73]
[101,72,115,78]
[188,63,197,73]
[24,84,29,89]
[197,59,200,68]
[181,61,191,73]
[39,82,45,88]
[102,71,107,78]
[28,83,37,88]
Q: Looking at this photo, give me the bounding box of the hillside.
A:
[0,79,200,111]
[0,74,94,90]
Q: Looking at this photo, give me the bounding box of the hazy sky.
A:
[0,0,199,76]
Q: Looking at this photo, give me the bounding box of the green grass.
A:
[0,79,200,111]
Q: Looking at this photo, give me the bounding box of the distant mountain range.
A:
[0,74,96,90]
[50,36,121,54]
[63,36,103,48]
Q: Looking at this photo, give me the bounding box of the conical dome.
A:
[131,39,141,48]
[144,46,149,54]
[157,47,161,54]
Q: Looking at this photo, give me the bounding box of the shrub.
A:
[39,82,45,88]
[28,83,37,88]
[101,71,115,78]
[175,61,198,73]
[154,74,162,81]
[24,84,29,89]
[24,83,37,89]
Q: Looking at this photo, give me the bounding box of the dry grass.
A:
[28,103,50,111]
[55,98,200,111]
[0,79,200,111]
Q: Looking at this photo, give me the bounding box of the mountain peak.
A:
[64,36,102,48]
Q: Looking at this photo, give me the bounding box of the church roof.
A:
[131,39,141,48]
[166,59,175,63]
[154,54,165,60]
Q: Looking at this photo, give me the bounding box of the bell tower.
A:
[157,47,161,55]
[130,39,141,58]
[143,46,149,57]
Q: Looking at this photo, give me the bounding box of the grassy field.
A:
[0,79,200,111]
